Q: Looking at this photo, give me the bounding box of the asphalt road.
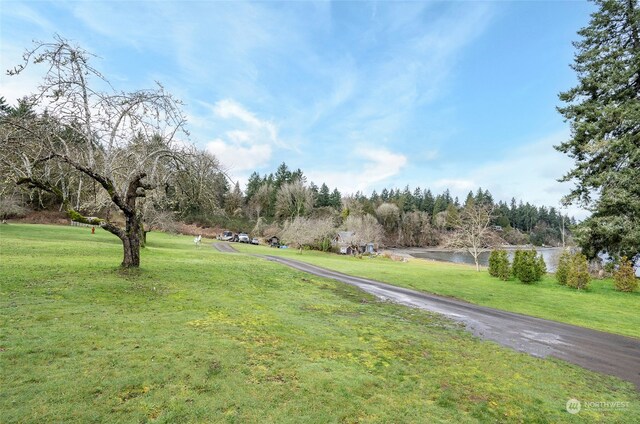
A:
[260,254,640,390]
[212,242,240,253]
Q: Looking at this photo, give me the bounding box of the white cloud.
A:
[202,99,290,173]
[358,147,408,182]
[211,99,284,148]
[307,146,407,194]
[432,130,588,219]
[206,139,272,172]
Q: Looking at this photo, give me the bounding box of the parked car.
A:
[219,230,234,242]
[237,233,250,243]
[251,238,259,245]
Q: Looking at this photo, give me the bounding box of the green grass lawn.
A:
[1,224,639,423]
[233,244,640,339]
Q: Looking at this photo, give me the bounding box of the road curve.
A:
[262,255,640,390]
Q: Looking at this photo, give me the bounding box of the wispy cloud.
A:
[307,146,408,194]
[427,130,587,219]
[202,99,292,172]
[3,3,55,32]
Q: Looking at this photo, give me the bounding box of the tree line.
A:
[194,160,573,249]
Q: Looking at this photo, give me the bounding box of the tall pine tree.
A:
[556,0,640,257]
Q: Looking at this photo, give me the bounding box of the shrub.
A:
[613,257,638,292]
[566,253,590,290]
[512,250,524,278]
[488,249,510,281]
[555,250,571,285]
[536,253,547,276]
[512,249,545,284]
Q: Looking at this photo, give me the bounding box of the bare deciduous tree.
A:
[248,183,271,219]
[340,194,364,218]
[0,195,28,220]
[275,180,314,220]
[171,149,225,219]
[444,204,498,271]
[376,202,400,232]
[1,37,191,267]
[280,216,335,253]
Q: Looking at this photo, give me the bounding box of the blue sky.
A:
[0,1,593,217]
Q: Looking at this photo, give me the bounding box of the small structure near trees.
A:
[334,214,384,255]
[266,235,280,247]
[333,231,356,254]
[279,216,334,253]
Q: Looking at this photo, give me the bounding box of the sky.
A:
[0,0,594,218]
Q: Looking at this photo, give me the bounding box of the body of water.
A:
[405,247,564,272]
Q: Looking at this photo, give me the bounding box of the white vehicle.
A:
[237,233,250,243]
[219,230,235,242]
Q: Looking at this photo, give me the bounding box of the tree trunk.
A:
[121,214,142,268]
[471,251,480,271]
[138,222,146,248]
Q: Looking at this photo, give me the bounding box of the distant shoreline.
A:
[392,246,567,256]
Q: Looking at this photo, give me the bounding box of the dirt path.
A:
[262,255,640,390]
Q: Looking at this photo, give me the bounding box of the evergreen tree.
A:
[422,189,435,214]
[274,162,292,188]
[317,183,331,207]
[465,191,475,208]
[556,0,640,258]
[370,190,380,204]
[0,96,13,115]
[509,197,518,226]
[444,203,460,230]
[401,185,415,212]
[329,188,342,209]
[432,194,447,217]
[483,189,494,206]
[412,187,423,210]
[443,189,452,206]
[245,172,262,201]
[225,182,244,216]
[291,168,305,183]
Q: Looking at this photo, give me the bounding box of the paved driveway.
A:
[263,255,640,390]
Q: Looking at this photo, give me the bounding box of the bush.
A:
[512,249,545,283]
[613,257,638,292]
[566,253,590,290]
[488,249,510,281]
[537,254,547,276]
[512,250,523,277]
[0,196,28,220]
[555,250,571,285]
